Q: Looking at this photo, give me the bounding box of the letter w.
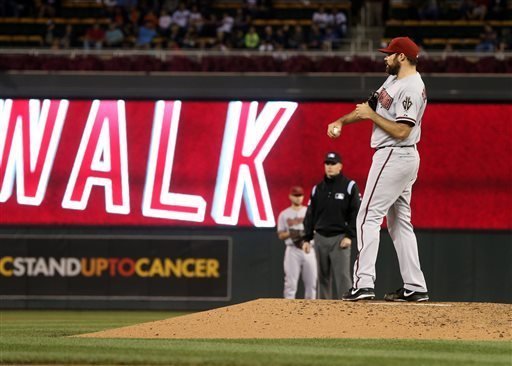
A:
[212,101,297,227]
[0,99,68,205]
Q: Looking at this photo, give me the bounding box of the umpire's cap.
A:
[378,37,420,59]
[324,152,342,164]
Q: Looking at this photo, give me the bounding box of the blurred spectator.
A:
[43,20,56,47]
[416,0,439,20]
[312,7,330,30]
[111,6,127,27]
[274,27,287,48]
[244,26,260,49]
[259,39,274,52]
[322,26,339,50]
[308,24,323,49]
[217,12,235,39]
[188,5,204,33]
[38,0,59,18]
[168,24,182,47]
[460,0,488,20]
[136,21,157,48]
[182,26,198,48]
[158,9,172,36]
[231,29,246,48]
[332,8,348,38]
[105,22,124,47]
[172,2,190,30]
[475,24,497,52]
[288,25,305,49]
[364,0,383,26]
[143,10,158,28]
[261,25,274,43]
[441,43,460,60]
[60,24,75,49]
[83,22,105,50]
[233,7,250,33]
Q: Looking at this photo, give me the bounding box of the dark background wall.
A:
[1,73,510,308]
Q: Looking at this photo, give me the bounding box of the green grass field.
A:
[0,310,510,366]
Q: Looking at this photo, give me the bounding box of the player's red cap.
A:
[289,186,304,196]
[378,37,420,59]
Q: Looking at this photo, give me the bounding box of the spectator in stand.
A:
[136,20,157,48]
[233,7,250,33]
[83,22,105,50]
[261,25,274,43]
[217,12,235,40]
[43,20,57,47]
[332,8,348,38]
[460,0,488,20]
[231,29,246,49]
[312,7,330,31]
[105,22,124,47]
[288,25,305,49]
[244,26,260,49]
[172,2,190,31]
[364,0,383,26]
[308,24,324,49]
[111,6,127,27]
[189,5,204,33]
[274,27,287,49]
[60,24,75,48]
[182,26,199,48]
[144,10,158,28]
[259,39,274,52]
[201,14,219,37]
[416,0,439,20]
[476,24,497,52]
[487,0,506,20]
[158,9,172,36]
[168,24,182,47]
[323,26,339,50]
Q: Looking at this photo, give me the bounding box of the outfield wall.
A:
[0,74,510,308]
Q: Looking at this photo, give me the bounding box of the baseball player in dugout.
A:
[303,152,361,300]
[277,186,318,299]
[327,37,430,302]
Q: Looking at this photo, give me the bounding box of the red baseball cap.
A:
[289,186,304,196]
[378,37,420,59]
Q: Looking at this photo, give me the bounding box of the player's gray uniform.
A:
[277,206,318,299]
[353,72,428,293]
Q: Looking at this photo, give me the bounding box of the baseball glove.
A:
[367,91,379,111]
[288,229,305,249]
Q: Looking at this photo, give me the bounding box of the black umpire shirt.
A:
[303,173,361,241]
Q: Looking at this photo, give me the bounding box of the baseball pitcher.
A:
[327,37,429,302]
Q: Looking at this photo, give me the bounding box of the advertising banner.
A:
[0,99,510,229]
[0,235,231,300]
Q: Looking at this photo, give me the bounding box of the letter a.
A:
[62,100,130,214]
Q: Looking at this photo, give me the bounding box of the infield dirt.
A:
[79,299,511,340]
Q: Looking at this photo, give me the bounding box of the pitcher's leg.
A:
[302,250,318,299]
[283,246,301,299]
[387,190,427,292]
[353,150,397,289]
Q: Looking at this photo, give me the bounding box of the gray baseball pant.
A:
[353,147,427,292]
[314,232,352,299]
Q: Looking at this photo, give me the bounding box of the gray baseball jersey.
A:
[277,206,307,246]
[371,72,427,148]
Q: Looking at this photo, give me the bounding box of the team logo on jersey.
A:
[402,96,413,111]
[378,88,393,110]
[335,193,345,200]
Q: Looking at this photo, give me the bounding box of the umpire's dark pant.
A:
[314,232,352,299]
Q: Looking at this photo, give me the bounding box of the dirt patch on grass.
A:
[79,299,511,340]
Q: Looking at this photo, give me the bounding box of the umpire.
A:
[303,152,361,299]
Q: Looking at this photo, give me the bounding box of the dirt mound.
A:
[79,299,512,340]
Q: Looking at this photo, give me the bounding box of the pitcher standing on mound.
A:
[327,37,429,302]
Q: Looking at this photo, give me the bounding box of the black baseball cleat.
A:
[342,287,375,301]
[384,288,429,302]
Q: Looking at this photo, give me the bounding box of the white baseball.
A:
[332,126,340,136]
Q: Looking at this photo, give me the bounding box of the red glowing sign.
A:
[0,99,510,229]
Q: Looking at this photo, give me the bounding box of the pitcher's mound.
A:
[79,299,511,340]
